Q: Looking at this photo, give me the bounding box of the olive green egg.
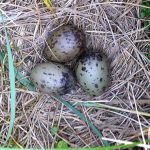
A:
[30,62,75,95]
[44,25,84,62]
[75,53,110,96]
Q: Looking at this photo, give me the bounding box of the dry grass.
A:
[0,0,150,148]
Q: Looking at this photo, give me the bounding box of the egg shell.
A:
[30,62,75,95]
[75,53,110,96]
[44,25,84,62]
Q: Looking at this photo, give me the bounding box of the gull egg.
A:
[75,52,110,96]
[30,62,75,95]
[43,25,84,62]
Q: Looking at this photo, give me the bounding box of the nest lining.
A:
[0,0,150,148]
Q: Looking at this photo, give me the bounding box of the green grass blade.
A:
[52,96,110,146]
[1,17,16,144]
[76,102,150,117]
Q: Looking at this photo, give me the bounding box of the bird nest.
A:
[0,0,150,148]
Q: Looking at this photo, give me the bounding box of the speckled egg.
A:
[75,53,110,96]
[44,25,84,62]
[30,62,75,95]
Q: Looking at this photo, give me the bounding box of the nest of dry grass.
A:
[0,0,150,148]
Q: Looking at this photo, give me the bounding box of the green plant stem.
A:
[1,14,16,144]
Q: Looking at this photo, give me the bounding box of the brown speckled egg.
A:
[30,62,75,95]
[44,25,84,62]
[75,52,110,97]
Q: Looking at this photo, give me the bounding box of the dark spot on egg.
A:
[99,78,103,82]
[68,38,72,42]
[73,32,79,41]
[63,31,69,37]
[60,72,74,93]
[35,82,38,85]
[53,79,57,83]
[90,74,92,77]
[41,80,46,83]
[43,72,47,75]
[62,51,67,54]
[96,63,98,67]
[60,78,66,85]
[41,84,45,89]
[62,72,69,79]
[101,67,104,70]
[80,73,83,76]
[81,67,86,71]
[84,82,86,85]
[88,61,91,66]
[95,84,98,88]
[48,73,52,76]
